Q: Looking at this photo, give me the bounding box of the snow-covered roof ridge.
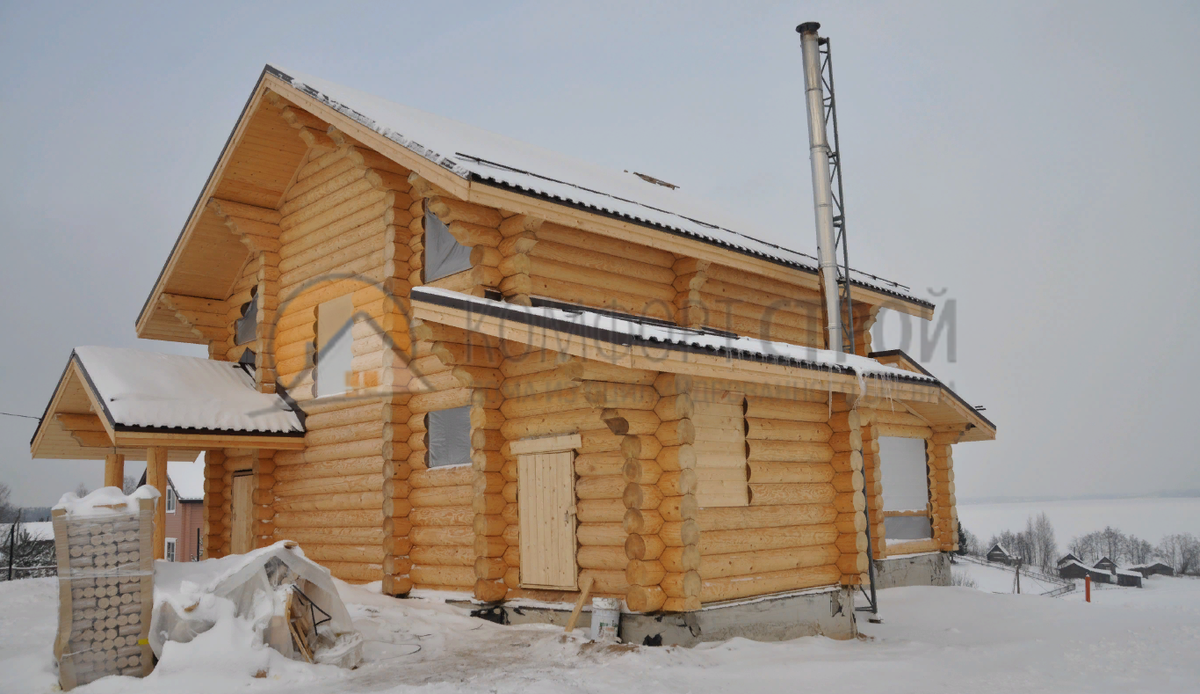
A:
[267,65,930,309]
[168,458,207,501]
[412,287,933,384]
[74,346,303,434]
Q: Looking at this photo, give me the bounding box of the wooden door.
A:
[230,473,254,554]
[518,450,577,590]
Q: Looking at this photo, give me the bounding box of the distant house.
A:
[986,544,1013,565]
[138,460,206,562]
[1059,560,1111,583]
[1094,557,1117,572]
[1129,561,1174,577]
[1056,553,1080,568]
[1114,569,1143,588]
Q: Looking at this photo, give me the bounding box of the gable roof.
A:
[136,65,935,339]
[268,66,929,309]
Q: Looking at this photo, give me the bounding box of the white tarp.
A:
[424,209,472,282]
[150,541,362,669]
[428,405,471,468]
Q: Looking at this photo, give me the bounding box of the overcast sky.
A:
[1,1,1197,507]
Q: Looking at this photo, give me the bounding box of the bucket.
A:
[590,597,621,642]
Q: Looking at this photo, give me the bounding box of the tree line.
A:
[959,511,1200,576]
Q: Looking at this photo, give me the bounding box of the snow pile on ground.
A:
[2,573,1198,693]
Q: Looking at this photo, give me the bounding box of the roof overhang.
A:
[136,66,933,341]
[410,289,993,438]
[30,353,306,461]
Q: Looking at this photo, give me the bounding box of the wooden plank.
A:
[509,433,582,456]
[231,474,254,554]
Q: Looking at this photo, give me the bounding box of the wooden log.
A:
[576,523,626,546]
[700,565,840,602]
[743,398,829,423]
[747,462,834,485]
[699,524,838,554]
[745,419,832,442]
[626,585,667,613]
[577,546,628,571]
[625,533,665,561]
[577,499,626,523]
[410,525,474,546]
[745,440,834,464]
[699,545,840,579]
[873,422,933,440]
[410,565,475,588]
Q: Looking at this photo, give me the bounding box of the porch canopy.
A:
[410,287,995,441]
[31,346,305,461]
[30,347,306,560]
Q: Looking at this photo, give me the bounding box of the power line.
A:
[0,411,40,422]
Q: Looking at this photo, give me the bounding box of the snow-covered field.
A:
[957,496,1200,544]
[3,572,1199,694]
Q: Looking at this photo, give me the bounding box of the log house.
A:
[31,66,994,639]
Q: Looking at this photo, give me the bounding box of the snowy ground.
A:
[2,574,1199,694]
[952,559,1064,594]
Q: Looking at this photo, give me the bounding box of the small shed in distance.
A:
[1129,562,1174,577]
[1094,557,1118,572]
[986,544,1014,565]
[1056,553,1080,568]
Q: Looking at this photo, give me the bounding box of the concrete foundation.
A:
[465,587,857,647]
[873,551,951,589]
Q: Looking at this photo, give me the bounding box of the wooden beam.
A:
[55,413,105,431]
[146,447,168,561]
[113,431,306,450]
[104,453,125,489]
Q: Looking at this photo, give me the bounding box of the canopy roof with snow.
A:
[135,64,934,342]
[30,347,306,461]
[412,287,995,440]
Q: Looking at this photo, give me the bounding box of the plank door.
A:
[693,389,748,507]
[230,473,254,554]
[518,450,578,590]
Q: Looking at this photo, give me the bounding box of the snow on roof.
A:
[1,521,54,542]
[413,287,934,385]
[269,66,930,309]
[74,346,303,434]
[988,544,1010,554]
[168,458,207,502]
[1116,569,1143,577]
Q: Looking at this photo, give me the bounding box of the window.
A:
[316,294,354,398]
[427,405,471,468]
[423,206,471,282]
[878,436,932,541]
[235,287,258,346]
[165,538,177,563]
[166,488,177,513]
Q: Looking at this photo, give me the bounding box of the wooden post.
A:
[1085,574,1091,602]
[146,447,168,560]
[103,453,125,489]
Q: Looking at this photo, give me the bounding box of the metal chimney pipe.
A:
[797,21,843,353]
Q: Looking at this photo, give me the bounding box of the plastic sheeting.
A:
[150,541,362,668]
[884,515,933,541]
[878,436,930,511]
[428,405,471,468]
[424,209,471,282]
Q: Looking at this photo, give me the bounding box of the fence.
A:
[3,519,59,580]
[951,553,1074,597]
